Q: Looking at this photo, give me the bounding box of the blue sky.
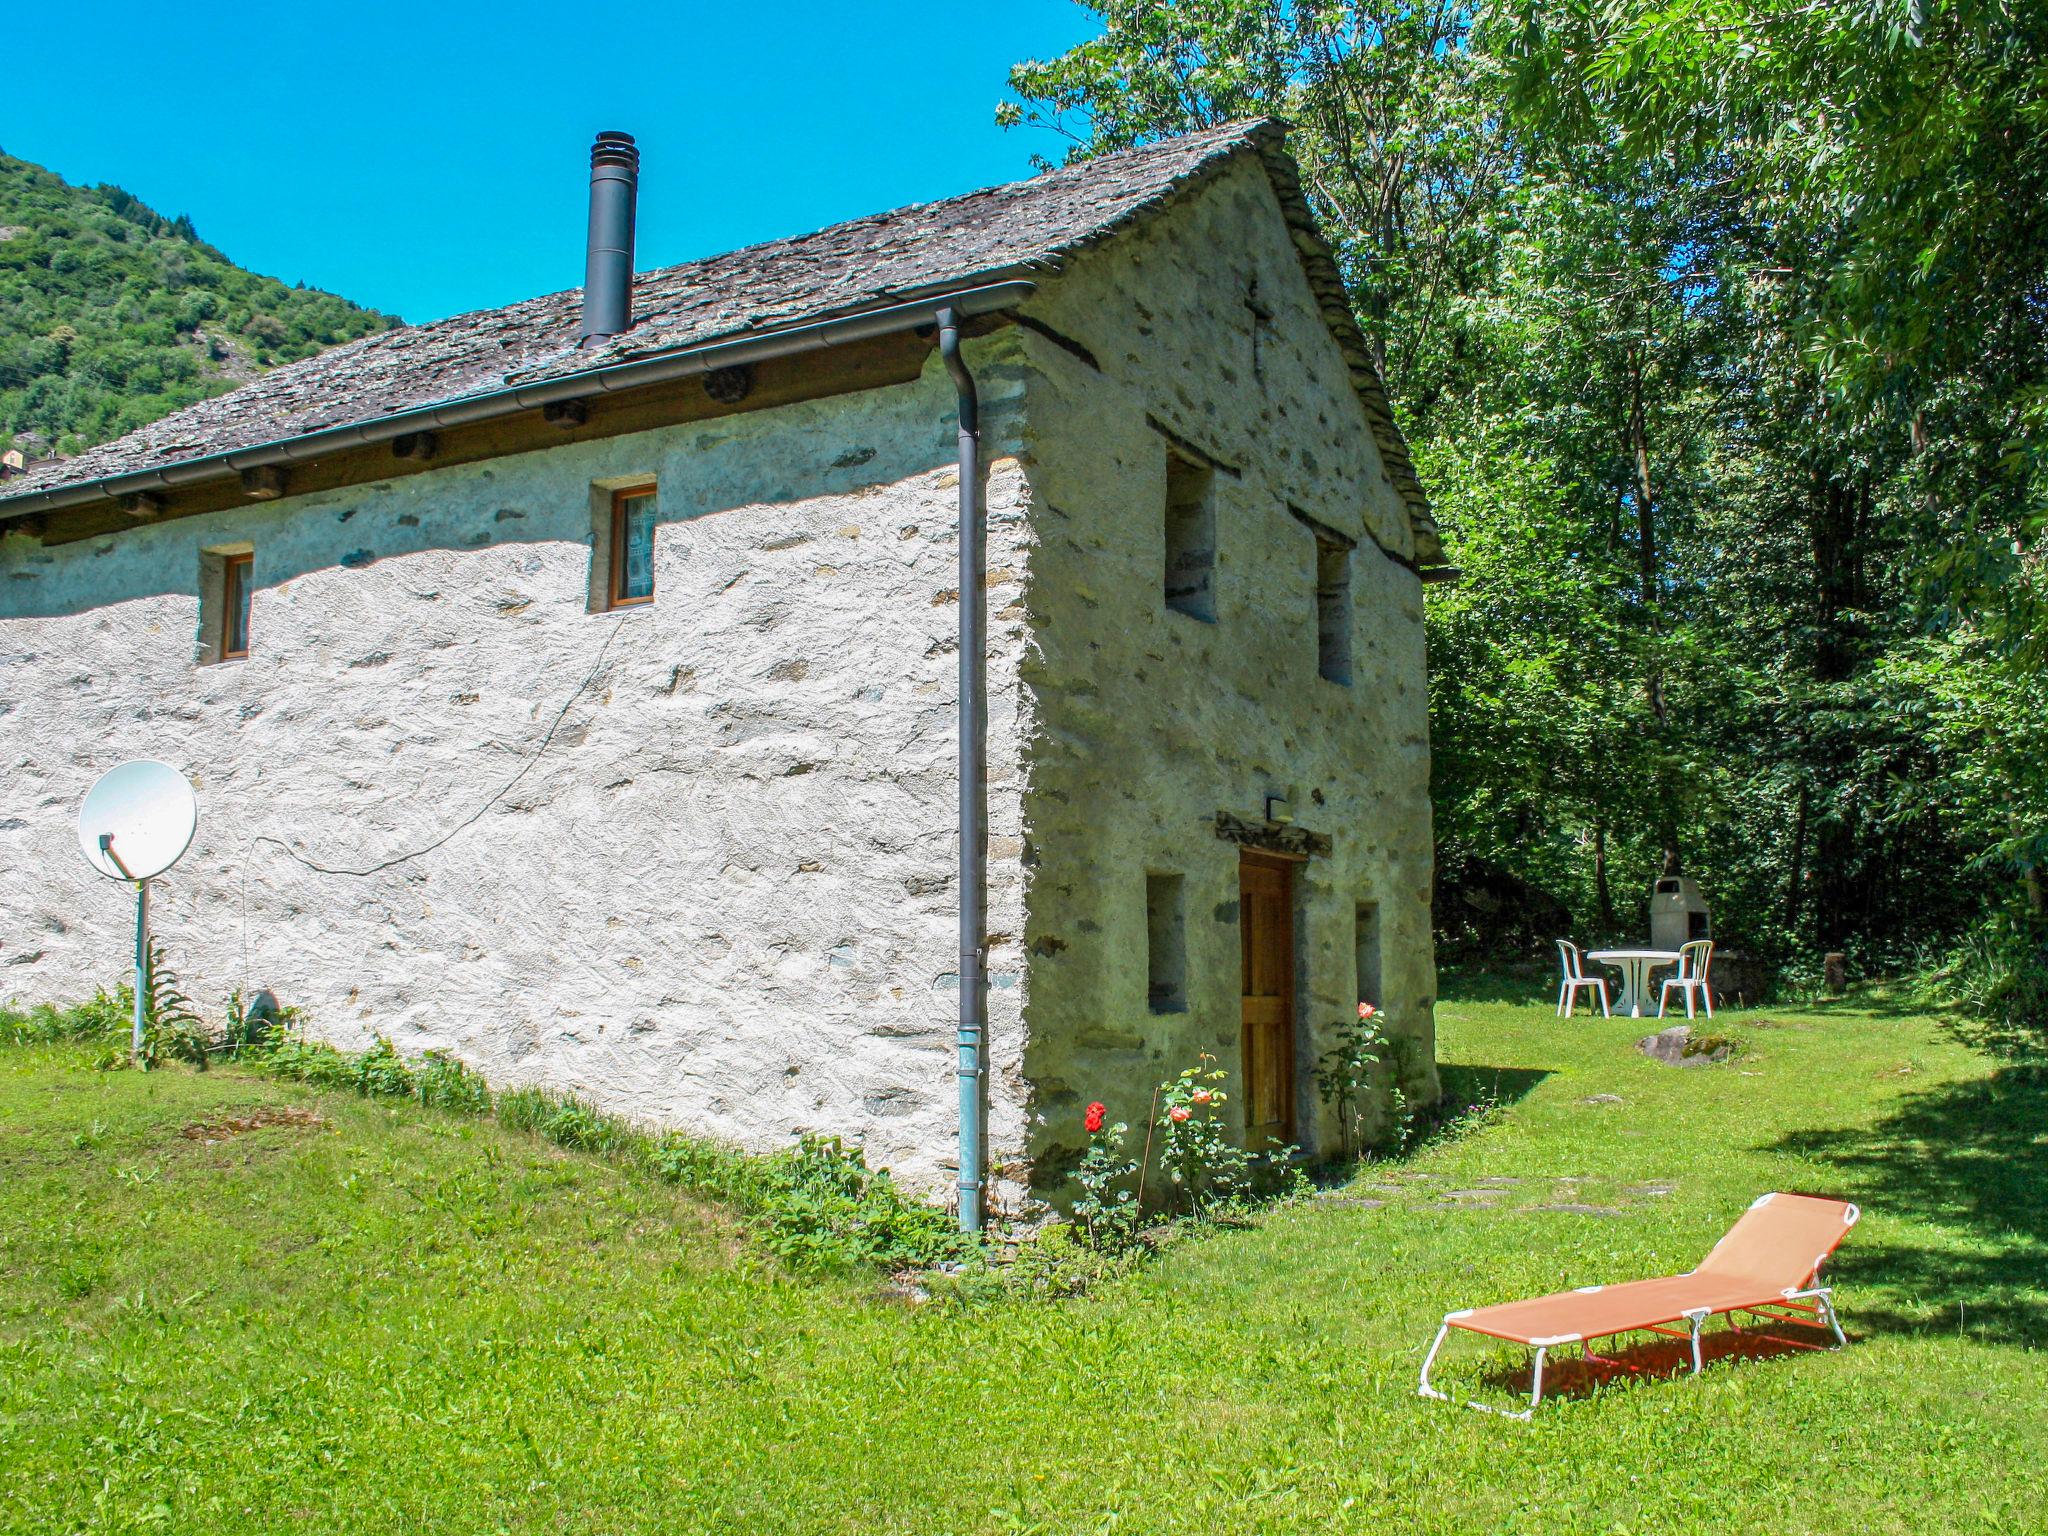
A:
[3,2,1099,322]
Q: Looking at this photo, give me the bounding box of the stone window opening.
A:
[1355,899,1383,1011]
[196,544,255,665]
[591,480,659,611]
[1145,871,1188,1014]
[1315,535,1353,685]
[1162,451,1216,622]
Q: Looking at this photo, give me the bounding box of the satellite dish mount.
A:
[76,761,199,1065]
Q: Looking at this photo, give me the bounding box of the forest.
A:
[0,150,390,456]
[1006,0,2047,1023]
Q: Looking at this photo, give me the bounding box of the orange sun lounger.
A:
[1419,1192,1860,1419]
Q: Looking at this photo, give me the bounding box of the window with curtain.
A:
[609,485,658,606]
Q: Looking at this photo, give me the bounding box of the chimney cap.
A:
[591,131,639,170]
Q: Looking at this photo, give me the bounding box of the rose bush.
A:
[1154,1055,1252,1218]
[1072,1099,1138,1249]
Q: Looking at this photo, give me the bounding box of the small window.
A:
[1355,901,1382,1011]
[221,553,253,659]
[1163,452,1215,621]
[607,484,658,607]
[1145,872,1188,1014]
[1315,537,1352,685]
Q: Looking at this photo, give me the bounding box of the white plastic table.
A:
[1586,949,1681,1018]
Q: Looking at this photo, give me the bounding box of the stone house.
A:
[0,120,1447,1218]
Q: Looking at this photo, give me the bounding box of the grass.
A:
[4,985,2046,1533]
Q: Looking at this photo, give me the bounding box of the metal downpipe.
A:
[938,306,987,1233]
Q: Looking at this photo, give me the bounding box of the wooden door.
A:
[1239,851,1296,1147]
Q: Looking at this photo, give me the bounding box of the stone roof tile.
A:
[4,120,1437,559]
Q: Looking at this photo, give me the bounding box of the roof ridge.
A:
[0,118,1284,512]
[270,119,1288,367]
[0,113,1442,570]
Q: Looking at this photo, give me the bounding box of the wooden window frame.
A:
[606,483,659,609]
[220,552,253,661]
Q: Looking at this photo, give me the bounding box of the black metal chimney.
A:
[580,131,638,346]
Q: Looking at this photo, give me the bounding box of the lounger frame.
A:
[1417,1198,1856,1420]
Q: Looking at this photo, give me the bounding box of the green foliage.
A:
[219,989,276,1054]
[649,1130,971,1274]
[0,149,393,456]
[496,1087,632,1157]
[1314,1003,1411,1157]
[1070,1103,1140,1249]
[349,1036,415,1099]
[1000,1220,1146,1299]
[135,940,209,1071]
[414,1050,492,1115]
[1940,916,2048,1039]
[749,1135,969,1274]
[1152,1055,1252,1218]
[259,1034,361,1091]
[1005,2,2044,986]
[0,988,127,1046]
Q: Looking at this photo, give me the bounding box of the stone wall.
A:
[0,346,1034,1203]
[1006,156,1440,1191]
[0,156,1439,1212]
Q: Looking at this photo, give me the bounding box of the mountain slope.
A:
[0,149,395,458]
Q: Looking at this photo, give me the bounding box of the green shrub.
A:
[349,1037,415,1099]
[495,1088,633,1156]
[648,1129,968,1274]
[1001,1221,1144,1299]
[1940,914,2048,1036]
[494,1086,554,1135]
[1071,1103,1139,1250]
[260,1036,359,1090]
[1,989,127,1046]
[414,1051,491,1115]
[137,942,209,1071]
[1153,1055,1252,1219]
[221,989,290,1054]
[746,1135,968,1274]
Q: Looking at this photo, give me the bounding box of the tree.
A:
[1004,1,2018,995]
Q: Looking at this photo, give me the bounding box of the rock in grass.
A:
[1637,1025,1738,1067]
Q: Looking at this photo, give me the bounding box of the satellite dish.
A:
[77,760,198,882]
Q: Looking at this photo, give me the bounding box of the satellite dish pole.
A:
[76,761,199,1067]
[98,834,150,1063]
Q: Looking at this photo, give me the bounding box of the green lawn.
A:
[5,986,2045,1534]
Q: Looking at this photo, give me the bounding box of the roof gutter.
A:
[0,280,1037,521]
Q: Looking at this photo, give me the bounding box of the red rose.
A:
[1169,1104,1192,1123]
[1358,1001,1378,1020]
[1190,1088,1212,1106]
[1084,1101,1106,1134]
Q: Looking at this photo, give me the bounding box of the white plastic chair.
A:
[1556,940,1611,1018]
[1659,939,1715,1019]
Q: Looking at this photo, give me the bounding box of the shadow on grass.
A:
[1436,966,1552,1007]
[1438,1064,1549,1117]
[1769,1061,2048,1347]
[1304,1067,1549,1191]
[1472,1322,1839,1407]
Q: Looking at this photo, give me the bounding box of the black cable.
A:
[250,615,627,878]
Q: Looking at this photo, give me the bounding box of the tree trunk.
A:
[1627,342,1681,875]
[1807,468,1869,947]
[1594,821,1616,934]
[1783,779,1810,934]
[2015,814,2047,920]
